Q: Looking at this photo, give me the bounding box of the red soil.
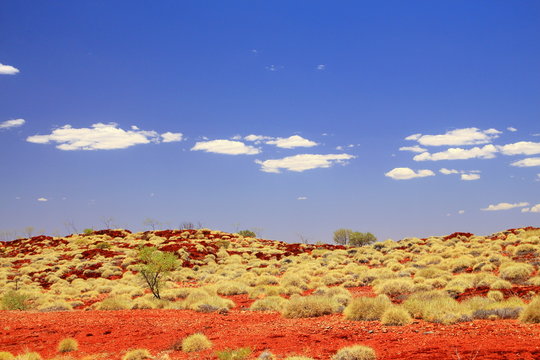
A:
[1,309,539,360]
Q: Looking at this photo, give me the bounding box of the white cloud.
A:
[440,168,460,175]
[461,173,480,181]
[0,63,20,75]
[26,123,166,150]
[266,135,318,149]
[191,139,260,155]
[499,141,540,156]
[297,196,308,200]
[161,132,183,143]
[256,153,355,173]
[244,134,274,142]
[510,157,540,167]
[406,128,501,146]
[529,204,540,213]
[399,145,428,153]
[507,127,517,132]
[522,208,530,213]
[37,197,48,202]
[336,146,344,151]
[0,118,25,129]
[458,210,465,214]
[384,167,435,180]
[413,145,498,161]
[316,64,326,70]
[481,202,529,211]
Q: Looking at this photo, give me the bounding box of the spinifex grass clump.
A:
[520,296,540,323]
[281,295,337,318]
[343,295,391,321]
[181,333,212,352]
[332,345,377,360]
[216,347,252,360]
[57,337,78,352]
[121,349,152,360]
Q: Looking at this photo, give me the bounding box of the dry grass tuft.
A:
[181,333,212,352]
[58,338,78,353]
[332,345,377,360]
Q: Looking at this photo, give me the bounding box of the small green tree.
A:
[333,228,352,245]
[138,246,178,299]
[238,229,256,238]
[349,232,377,247]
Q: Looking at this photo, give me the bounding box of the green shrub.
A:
[216,347,252,360]
[380,306,412,326]
[349,232,377,247]
[121,349,152,360]
[343,296,391,321]
[332,345,377,360]
[1,291,29,310]
[182,333,212,352]
[58,337,78,352]
[138,246,178,299]
[238,230,256,238]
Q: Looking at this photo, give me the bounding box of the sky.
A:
[1,1,539,243]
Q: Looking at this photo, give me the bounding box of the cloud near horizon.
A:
[406,127,501,147]
[481,202,529,211]
[26,123,178,150]
[191,139,260,155]
[385,167,435,180]
[0,63,20,75]
[256,153,355,173]
[0,118,25,129]
[521,204,540,213]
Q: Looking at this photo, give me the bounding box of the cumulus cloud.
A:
[399,145,428,153]
[37,197,48,202]
[413,145,498,161]
[0,118,25,129]
[26,123,166,150]
[316,64,326,70]
[458,210,465,214]
[481,202,529,211]
[191,139,260,155]
[384,167,435,180]
[440,168,460,175]
[499,141,540,156]
[507,127,517,132]
[256,153,355,173]
[510,157,540,167]
[406,128,501,146]
[244,134,274,142]
[461,173,480,181]
[266,135,318,149]
[297,196,308,200]
[0,63,20,75]
[527,204,540,213]
[161,132,183,143]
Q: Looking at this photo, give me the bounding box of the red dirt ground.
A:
[1,308,539,360]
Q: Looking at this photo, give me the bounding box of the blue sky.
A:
[1,1,539,242]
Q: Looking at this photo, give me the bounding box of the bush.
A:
[373,279,414,297]
[13,353,41,360]
[381,307,412,326]
[332,345,377,360]
[182,289,235,313]
[343,296,391,321]
[238,230,256,238]
[94,295,130,310]
[520,297,540,323]
[250,296,288,312]
[282,296,336,318]
[182,333,212,352]
[216,281,248,296]
[403,291,470,325]
[58,338,78,352]
[0,352,14,360]
[216,347,252,360]
[138,246,178,299]
[1,291,29,310]
[499,263,534,283]
[349,232,377,247]
[333,229,352,245]
[121,349,152,360]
